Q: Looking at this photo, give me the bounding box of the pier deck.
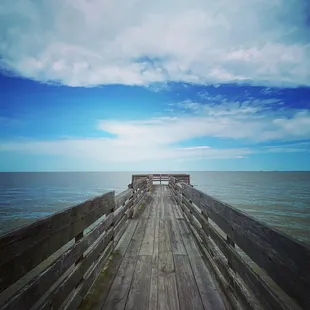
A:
[94,185,226,310]
[1,174,309,310]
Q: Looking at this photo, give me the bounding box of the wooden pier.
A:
[0,174,309,310]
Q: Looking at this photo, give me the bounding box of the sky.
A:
[0,0,310,171]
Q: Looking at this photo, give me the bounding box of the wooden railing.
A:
[132,173,190,185]
[168,176,310,310]
[0,177,150,310]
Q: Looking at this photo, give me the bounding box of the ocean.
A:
[0,172,309,244]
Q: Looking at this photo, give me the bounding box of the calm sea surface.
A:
[0,172,309,244]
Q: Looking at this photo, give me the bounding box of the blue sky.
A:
[0,0,310,171]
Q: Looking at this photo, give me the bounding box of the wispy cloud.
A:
[0,0,309,87]
[1,100,310,164]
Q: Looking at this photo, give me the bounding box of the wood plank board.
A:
[102,256,137,310]
[174,255,203,310]
[125,219,148,257]
[79,220,139,310]
[125,255,152,310]
[158,219,179,310]
[169,218,186,255]
[181,183,310,309]
[149,218,159,310]
[102,217,148,309]
[0,192,115,293]
[140,217,156,255]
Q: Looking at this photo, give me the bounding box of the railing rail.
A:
[168,176,310,310]
[0,177,150,310]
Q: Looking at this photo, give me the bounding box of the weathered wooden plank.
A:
[1,214,113,310]
[174,255,204,310]
[149,218,159,310]
[38,228,113,310]
[114,205,127,226]
[187,252,227,310]
[124,218,148,257]
[79,220,139,310]
[169,218,186,255]
[114,220,129,246]
[172,202,183,219]
[140,217,155,255]
[102,256,136,310]
[186,220,243,310]
[115,189,133,210]
[198,216,290,310]
[158,219,179,310]
[125,255,152,310]
[158,271,179,310]
[0,191,115,293]
[181,183,310,309]
[198,228,266,310]
[64,240,114,310]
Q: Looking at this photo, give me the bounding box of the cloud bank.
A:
[0,0,309,87]
[1,100,310,164]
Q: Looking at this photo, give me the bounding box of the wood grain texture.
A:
[140,218,155,255]
[39,228,113,310]
[102,256,137,310]
[149,218,159,310]
[79,220,139,310]
[158,218,179,310]
[169,218,186,255]
[0,191,115,293]
[66,241,114,310]
[174,255,204,310]
[1,214,113,310]
[115,189,133,211]
[181,183,310,309]
[125,255,152,310]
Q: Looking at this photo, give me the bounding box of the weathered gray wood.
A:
[1,214,113,310]
[140,217,155,255]
[115,189,133,210]
[122,218,148,258]
[169,218,186,255]
[38,228,113,310]
[197,227,263,310]
[158,269,179,310]
[186,219,243,310]
[181,183,310,309]
[176,219,202,258]
[65,240,114,310]
[114,205,127,226]
[113,214,127,238]
[114,220,129,246]
[198,215,291,310]
[172,202,183,219]
[181,190,290,309]
[174,255,204,310]
[149,218,159,310]
[0,191,115,293]
[79,220,139,310]
[125,255,152,310]
[102,255,136,310]
[158,219,179,310]
[186,252,227,310]
[177,216,240,309]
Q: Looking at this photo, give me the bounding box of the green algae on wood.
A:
[78,250,121,310]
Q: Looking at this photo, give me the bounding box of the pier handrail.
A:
[0,176,150,310]
[168,176,310,310]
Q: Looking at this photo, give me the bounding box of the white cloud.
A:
[1,102,310,163]
[0,0,309,87]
